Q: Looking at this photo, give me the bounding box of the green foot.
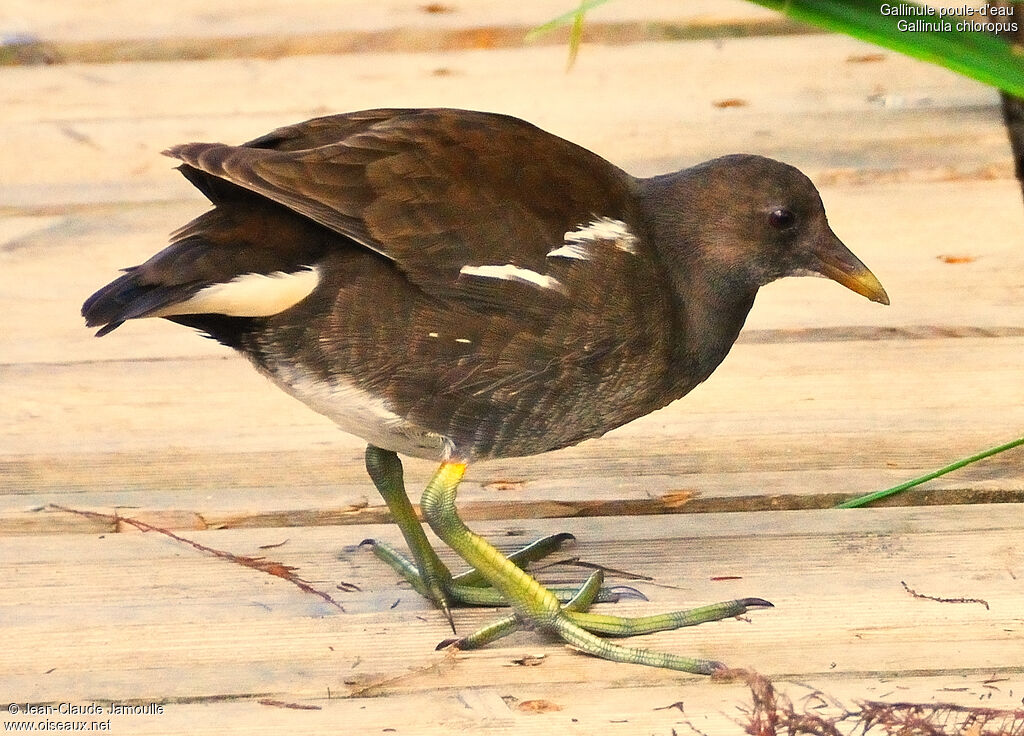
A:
[360,533,640,608]
[417,461,773,675]
[439,568,771,672]
[362,446,637,625]
[362,447,772,673]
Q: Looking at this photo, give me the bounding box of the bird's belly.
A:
[254,359,454,461]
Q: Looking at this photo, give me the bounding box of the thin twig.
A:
[50,504,346,612]
[901,580,990,610]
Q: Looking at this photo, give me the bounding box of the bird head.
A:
[645,154,889,306]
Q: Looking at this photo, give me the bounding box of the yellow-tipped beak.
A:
[811,230,890,305]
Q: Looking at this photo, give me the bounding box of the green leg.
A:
[420,461,772,674]
[362,446,630,619]
[364,445,458,628]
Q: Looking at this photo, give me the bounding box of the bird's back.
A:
[83,108,705,461]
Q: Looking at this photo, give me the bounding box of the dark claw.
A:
[358,538,377,547]
[608,585,648,601]
[436,637,463,650]
[740,597,774,610]
[440,604,457,635]
[549,532,577,546]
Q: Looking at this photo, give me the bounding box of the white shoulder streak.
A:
[150,266,321,318]
[459,263,562,291]
[545,242,591,260]
[551,216,638,259]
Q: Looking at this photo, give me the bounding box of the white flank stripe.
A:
[150,266,321,318]
[459,263,562,290]
[558,216,639,256]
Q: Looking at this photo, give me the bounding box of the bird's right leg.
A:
[419,460,772,673]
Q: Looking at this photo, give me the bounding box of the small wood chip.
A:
[508,654,546,667]
[660,490,695,508]
[484,479,526,491]
[713,98,748,108]
[258,699,322,711]
[516,699,563,714]
[257,539,289,550]
[847,53,886,63]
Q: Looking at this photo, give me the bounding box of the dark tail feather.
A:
[82,269,198,337]
[93,320,124,337]
[82,270,138,335]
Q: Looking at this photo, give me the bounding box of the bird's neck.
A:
[674,273,756,390]
[637,174,759,394]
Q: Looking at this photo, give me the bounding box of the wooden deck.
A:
[2,2,1023,733]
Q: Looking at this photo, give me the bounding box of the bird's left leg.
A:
[363,445,458,627]
[420,460,771,673]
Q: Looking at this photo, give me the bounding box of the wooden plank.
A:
[4,175,1023,532]
[3,441,1023,535]
[3,34,999,128]
[0,0,776,46]
[0,35,1010,208]
[3,676,1021,736]
[1,506,1021,735]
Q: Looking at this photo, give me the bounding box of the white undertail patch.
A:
[261,362,455,461]
[150,266,321,318]
[549,217,638,259]
[459,263,562,291]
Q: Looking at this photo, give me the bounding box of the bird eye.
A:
[768,208,796,230]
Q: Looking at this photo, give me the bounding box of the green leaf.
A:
[525,0,612,42]
[568,5,586,68]
[747,0,1024,97]
[531,1,1024,96]
[528,0,609,69]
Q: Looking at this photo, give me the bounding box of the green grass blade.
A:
[568,5,586,68]
[525,0,612,41]
[747,0,1024,97]
[837,435,1024,508]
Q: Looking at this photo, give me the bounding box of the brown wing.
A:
[164,108,641,301]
